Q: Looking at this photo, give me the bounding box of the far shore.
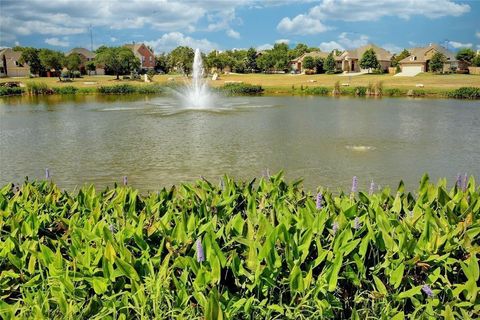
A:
[1,73,479,99]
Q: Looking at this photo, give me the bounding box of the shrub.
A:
[412,89,426,96]
[304,86,329,95]
[0,86,24,96]
[447,87,480,99]
[53,86,78,94]
[354,86,367,96]
[97,84,137,94]
[25,81,51,95]
[222,83,264,95]
[383,88,404,96]
[136,84,164,94]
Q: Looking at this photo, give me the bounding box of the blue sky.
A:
[0,0,479,54]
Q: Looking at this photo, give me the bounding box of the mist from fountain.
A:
[175,48,214,109]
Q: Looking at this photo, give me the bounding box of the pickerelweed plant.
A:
[0,172,478,319]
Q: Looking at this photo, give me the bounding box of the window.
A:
[410,56,416,61]
[149,56,152,62]
[142,56,145,63]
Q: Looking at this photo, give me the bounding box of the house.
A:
[66,48,104,75]
[399,43,457,73]
[335,44,393,73]
[124,43,155,70]
[290,51,329,73]
[0,48,30,77]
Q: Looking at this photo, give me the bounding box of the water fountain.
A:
[176,48,214,109]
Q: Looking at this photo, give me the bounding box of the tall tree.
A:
[303,56,315,70]
[359,48,379,73]
[324,52,336,74]
[17,47,43,75]
[314,57,324,74]
[456,48,476,64]
[65,53,82,75]
[391,49,410,67]
[168,46,194,75]
[245,48,258,73]
[154,53,168,73]
[38,49,64,76]
[429,52,446,73]
[95,46,140,79]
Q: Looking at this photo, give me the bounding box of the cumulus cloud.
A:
[476,32,480,39]
[226,29,241,39]
[448,41,472,49]
[337,32,369,48]
[45,37,70,47]
[145,32,218,53]
[277,15,328,35]
[381,43,402,54]
[277,0,470,35]
[110,37,117,42]
[256,43,273,50]
[319,41,344,52]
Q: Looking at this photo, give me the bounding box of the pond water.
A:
[1,94,479,192]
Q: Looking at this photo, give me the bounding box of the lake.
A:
[1,94,479,192]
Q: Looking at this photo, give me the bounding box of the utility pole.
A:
[90,24,93,51]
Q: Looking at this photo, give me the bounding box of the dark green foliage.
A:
[472,54,480,67]
[221,83,264,95]
[359,48,379,72]
[324,52,336,74]
[0,173,478,319]
[384,88,405,96]
[95,46,141,79]
[304,86,329,95]
[456,48,476,63]
[0,86,24,96]
[136,84,165,94]
[447,87,480,99]
[314,57,324,74]
[16,47,42,75]
[391,49,410,67]
[167,46,195,75]
[429,52,446,73]
[354,86,367,96]
[64,53,82,74]
[303,56,315,70]
[53,86,78,94]
[97,84,137,94]
[25,81,51,95]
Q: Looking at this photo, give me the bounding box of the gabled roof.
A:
[0,48,23,61]
[67,47,95,59]
[292,51,329,62]
[399,44,457,64]
[339,44,393,61]
[124,43,153,55]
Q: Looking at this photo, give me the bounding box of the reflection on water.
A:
[0,94,479,192]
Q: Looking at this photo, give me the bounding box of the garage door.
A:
[401,66,422,75]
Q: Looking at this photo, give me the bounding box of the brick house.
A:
[66,48,105,75]
[290,51,329,73]
[399,43,457,73]
[124,43,155,70]
[335,44,393,73]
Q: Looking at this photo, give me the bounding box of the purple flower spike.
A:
[369,180,375,195]
[45,168,50,179]
[332,221,339,235]
[351,176,358,193]
[354,217,361,230]
[196,238,205,263]
[316,192,323,209]
[422,284,434,297]
[123,176,128,186]
[462,173,468,192]
[456,174,462,189]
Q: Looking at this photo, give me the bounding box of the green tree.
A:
[303,56,315,70]
[324,52,336,74]
[256,52,275,73]
[314,57,324,74]
[359,48,379,73]
[168,46,194,75]
[472,54,480,67]
[17,47,43,75]
[456,48,476,64]
[270,43,290,72]
[155,53,168,73]
[38,49,64,76]
[65,53,82,75]
[429,52,446,73]
[245,48,258,73]
[288,43,309,60]
[391,49,410,67]
[86,61,96,74]
[95,46,140,79]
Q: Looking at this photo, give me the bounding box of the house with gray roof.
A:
[335,44,393,73]
[399,43,457,73]
[0,48,30,77]
[290,51,329,73]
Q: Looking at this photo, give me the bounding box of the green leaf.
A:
[390,264,404,289]
[373,275,388,295]
[91,277,108,295]
[328,254,343,292]
[115,258,140,281]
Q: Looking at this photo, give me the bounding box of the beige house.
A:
[0,48,30,77]
[124,43,155,70]
[66,48,104,75]
[335,44,393,72]
[290,51,329,73]
[399,43,457,73]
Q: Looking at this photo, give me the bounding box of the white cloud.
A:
[381,43,403,54]
[476,32,480,39]
[226,29,241,39]
[338,32,369,48]
[277,0,470,35]
[275,39,290,44]
[110,37,117,42]
[256,43,273,50]
[448,41,472,49]
[277,14,328,34]
[45,37,70,47]
[145,32,218,53]
[319,41,344,52]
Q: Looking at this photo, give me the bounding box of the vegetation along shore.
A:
[0,173,478,318]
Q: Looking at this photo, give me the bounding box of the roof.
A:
[339,44,393,61]
[124,43,153,55]
[67,48,95,59]
[399,43,457,64]
[292,51,329,62]
[0,48,22,60]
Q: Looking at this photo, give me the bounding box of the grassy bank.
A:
[1,173,478,319]
[1,73,479,99]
